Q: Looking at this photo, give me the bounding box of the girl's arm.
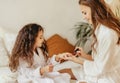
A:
[47,55,61,66]
[48,53,68,66]
[18,60,53,79]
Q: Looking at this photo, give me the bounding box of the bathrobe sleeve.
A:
[18,63,43,79]
[47,55,60,66]
[83,26,118,76]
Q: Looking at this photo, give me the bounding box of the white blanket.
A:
[0,67,17,83]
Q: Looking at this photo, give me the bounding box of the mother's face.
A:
[80,5,92,24]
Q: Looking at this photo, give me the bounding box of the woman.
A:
[59,0,120,83]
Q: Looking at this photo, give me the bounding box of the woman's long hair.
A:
[9,23,48,72]
[79,0,120,51]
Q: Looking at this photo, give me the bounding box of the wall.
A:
[0,0,83,45]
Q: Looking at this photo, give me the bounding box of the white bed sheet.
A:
[0,66,76,83]
[0,67,17,83]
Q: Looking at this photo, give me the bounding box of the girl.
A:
[9,23,70,83]
[59,0,120,83]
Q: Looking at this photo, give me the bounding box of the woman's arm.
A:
[75,47,93,61]
[62,54,85,65]
[80,54,93,61]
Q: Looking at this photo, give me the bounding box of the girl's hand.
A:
[55,53,72,62]
[40,64,53,75]
[55,54,64,62]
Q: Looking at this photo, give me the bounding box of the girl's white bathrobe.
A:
[72,25,120,83]
[17,48,70,83]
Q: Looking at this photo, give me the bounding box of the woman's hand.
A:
[62,53,84,65]
[40,64,53,75]
[56,52,78,62]
[75,47,93,61]
[74,47,87,57]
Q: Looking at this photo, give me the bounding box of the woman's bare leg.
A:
[58,68,76,80]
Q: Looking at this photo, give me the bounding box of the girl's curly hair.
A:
[9,23,48,72]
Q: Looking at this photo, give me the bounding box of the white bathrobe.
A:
[17,48,70,83]
[72,25,120,83]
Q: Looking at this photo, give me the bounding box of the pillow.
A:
[3,33,17,55]
[0,38,9,67]
[46,34,75,57]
